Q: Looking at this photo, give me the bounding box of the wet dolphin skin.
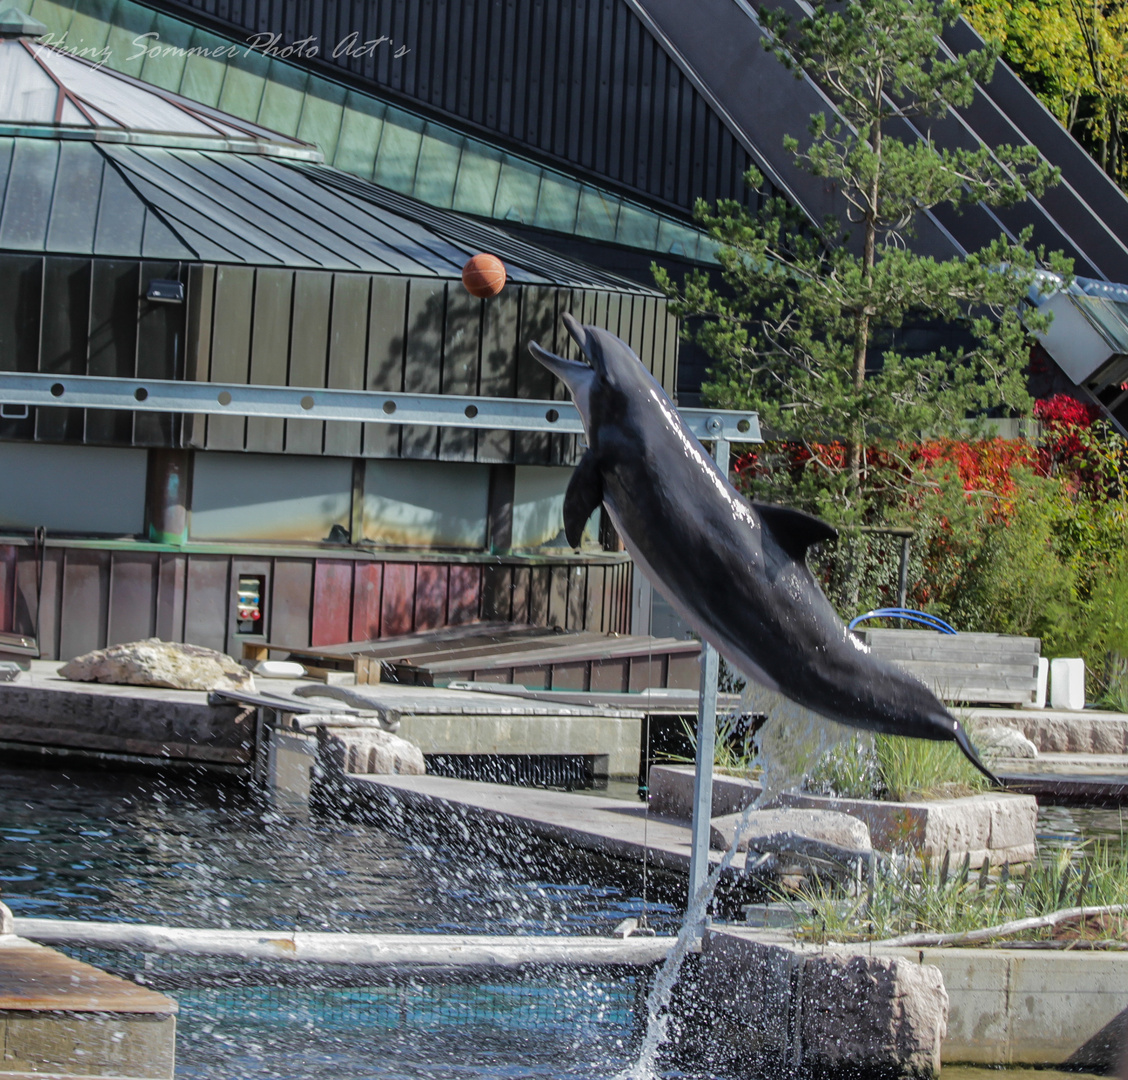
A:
[529,313,996,783]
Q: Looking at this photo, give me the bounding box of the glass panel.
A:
[0,46,56,123]
[0,138,58,250]
[333,92,385,179]
[63,0,114,56]
[191,453,353,542]
[27,0,77,38]
[0,443,147,534]
[372,107,424,192]
[1079,297,1128,354]
[452,143,502,216]
[217,53,271,125]
[658,217,701,257]
[296,79,346,162]
[575,185,619,241]
[512,466,598,549]
[177,30,227,107]
[45,139,103,253]
[412,124,461,208]
[138,13,193,92]
[101,1,157,78]
[493,155,541,224]
[256,61,307,135]
[362,461,490,549]
[533,171,580,232]
[615,201,660,249]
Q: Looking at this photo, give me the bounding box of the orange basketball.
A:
[462,253,507,298]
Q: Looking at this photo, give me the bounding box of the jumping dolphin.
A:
[529,314,997,783]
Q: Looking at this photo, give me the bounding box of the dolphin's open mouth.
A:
[527,313,599,397]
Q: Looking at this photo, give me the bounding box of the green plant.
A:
[874,734,992,801]
[788,840,1128,943]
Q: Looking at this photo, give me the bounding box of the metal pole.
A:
[687,435,729,925]
[897,535,912,611]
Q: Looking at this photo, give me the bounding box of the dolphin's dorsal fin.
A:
[564,450,604,547]
[753,502,838,559]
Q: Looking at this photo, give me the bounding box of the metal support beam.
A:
[687,435,730,928]
[0,372,761,442]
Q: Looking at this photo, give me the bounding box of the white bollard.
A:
[1033,657,1049,709]
[1050,658,1085,711]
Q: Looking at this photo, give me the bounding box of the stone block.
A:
[319,723,426,776]
[649,766,1036,866]
[58,639,253,693]
[696,930,948,1080]
[710,808,871,860]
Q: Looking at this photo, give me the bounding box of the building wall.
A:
[0,543,632,660]
[0,254,678,467]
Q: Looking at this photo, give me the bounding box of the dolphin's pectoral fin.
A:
[753,502,839,560]
[563,450,603,548]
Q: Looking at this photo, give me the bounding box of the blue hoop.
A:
[847,608,957,634]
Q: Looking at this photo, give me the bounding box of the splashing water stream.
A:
[621,680,854,1079]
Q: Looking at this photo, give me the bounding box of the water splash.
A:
[619,679,852,1080]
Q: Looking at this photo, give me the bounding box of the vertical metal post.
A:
[687,435,729,922]
[897,535,912,611]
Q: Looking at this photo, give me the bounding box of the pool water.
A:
[0,762,1121,1080]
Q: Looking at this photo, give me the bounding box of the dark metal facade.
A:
[0,543,633,660]
[143,0,769,217]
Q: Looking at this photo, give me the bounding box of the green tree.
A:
[964,0,1128,184]
[655,0,1063,520]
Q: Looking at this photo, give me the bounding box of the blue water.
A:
[0,763,680,1079]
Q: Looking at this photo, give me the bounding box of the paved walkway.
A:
[348,772,746,877]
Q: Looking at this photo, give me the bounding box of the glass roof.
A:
[0,36,321,158]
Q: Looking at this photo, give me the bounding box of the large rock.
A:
[692,930,948,1080]
[318,722,426,776]
[710,808,872,864]
[975,725,1038,760]
[58,639,254,693]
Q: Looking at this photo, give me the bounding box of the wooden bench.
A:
[852,628,1041,706]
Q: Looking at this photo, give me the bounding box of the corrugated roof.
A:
[0,133,657,289]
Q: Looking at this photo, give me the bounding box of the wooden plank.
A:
[510,565,531,623]
[58,549,110,659]
[206,266,254,450]
[447,564,481,625]
[0,941,175,1014]
[183,555,230,655]
[548,565,569,628]
[350,561,384,642]
[565,564,586,630]
[311,560,354,647]
[584,564,605,634]
[364,276,407,459]
[590,657,629,692]
[528,566,550,626]
[22,549,61,659]
[106,552,158,645]
[413,563,449,631]
[480,564,512,621]
[285,270,332,455]
[324,272,369,457]
[270,559,314,649]
[246,268,293,453]
[0,545,16,634]
[154,553,187,643]
[380,562,416,636]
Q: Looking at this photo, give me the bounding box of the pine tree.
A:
[655,0,1066,521]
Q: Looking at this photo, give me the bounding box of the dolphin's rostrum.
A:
[529,313,996,783]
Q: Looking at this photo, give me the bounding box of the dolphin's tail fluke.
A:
[953,722,1000,787]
